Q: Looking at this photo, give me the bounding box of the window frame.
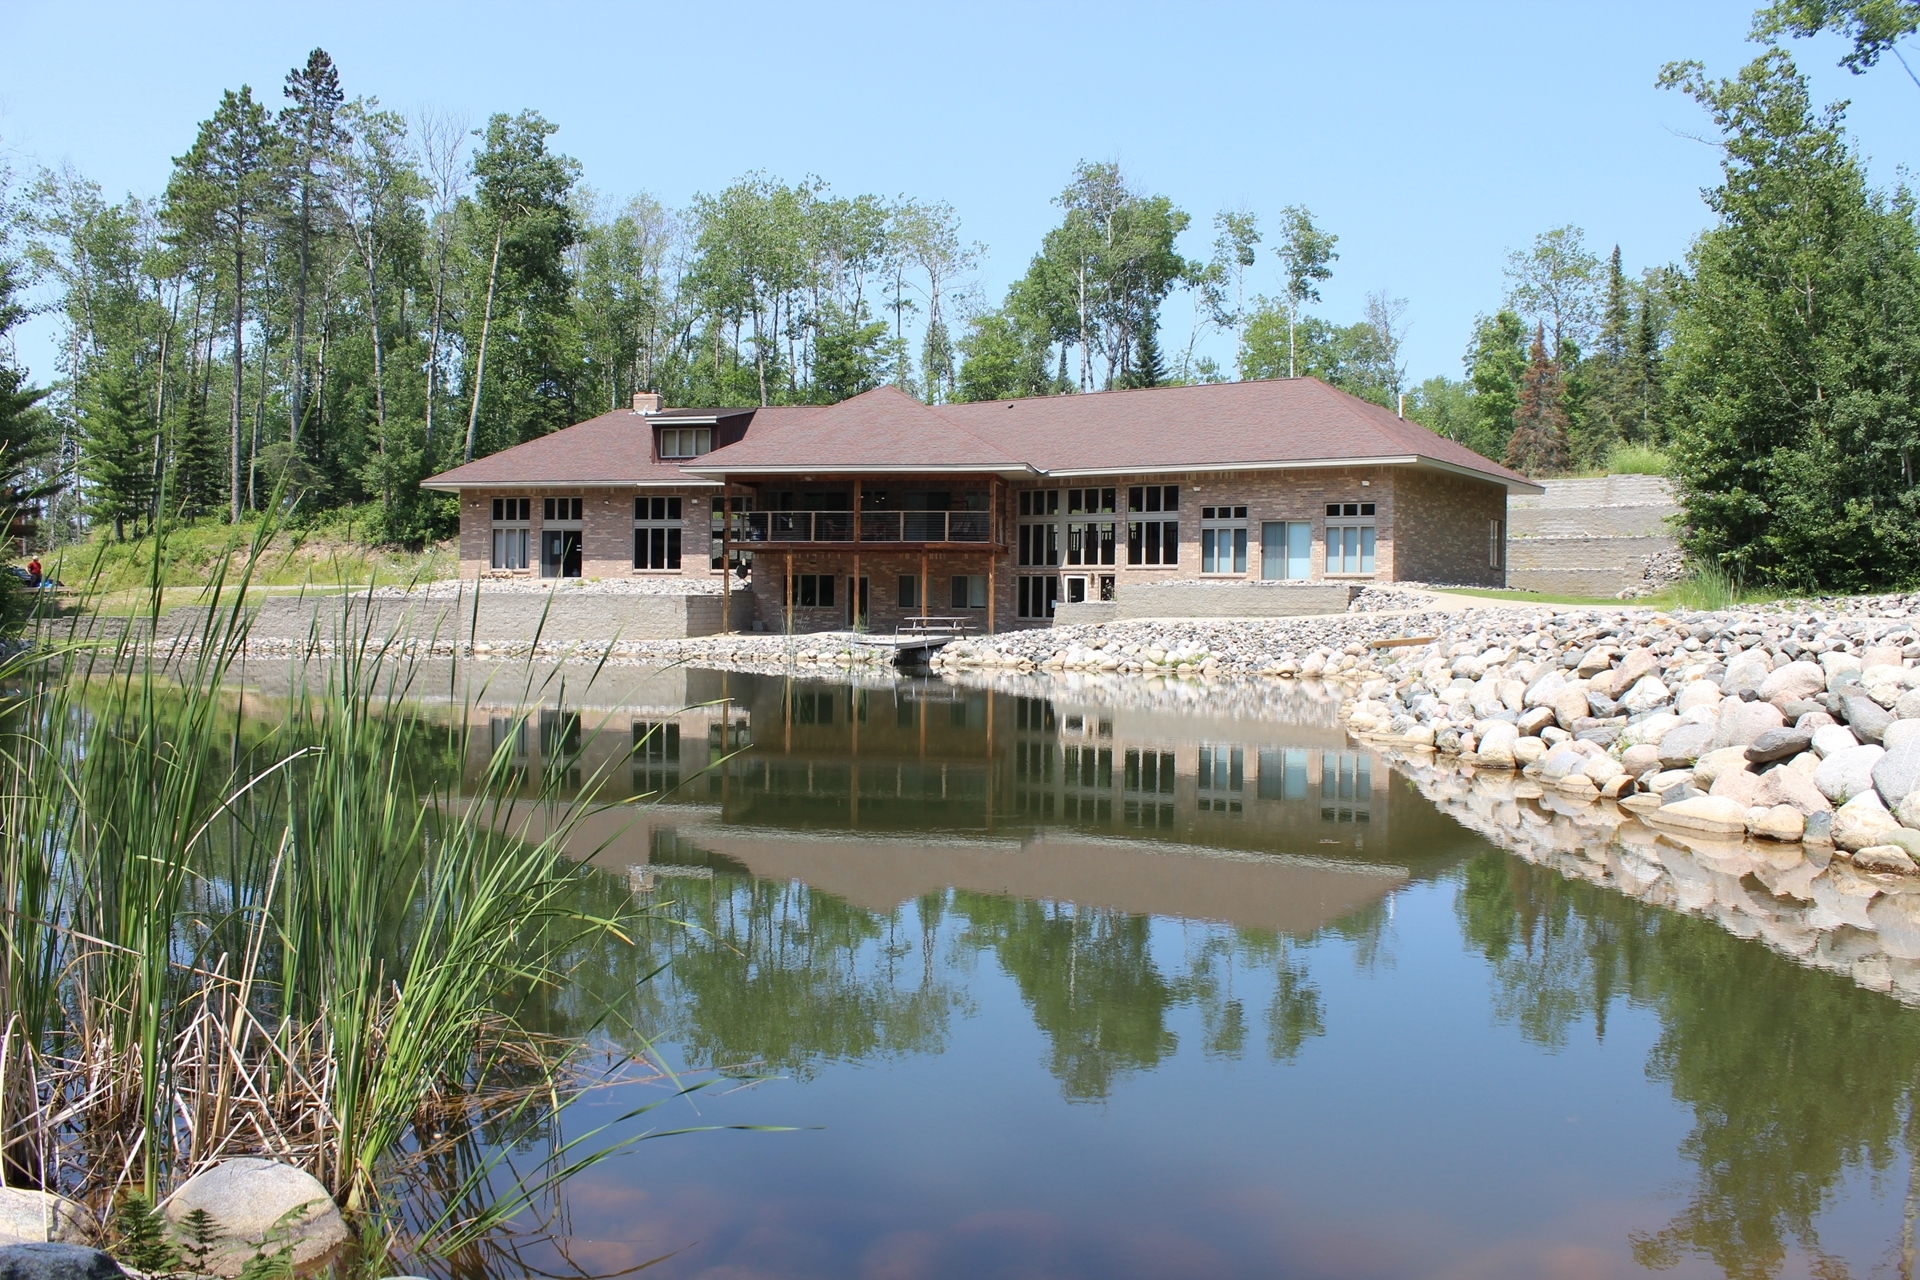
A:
[489,496,532,571]
[1126,485,1180,566]
[1200,504,1249,575]
[1323,501,1378,577]
[657,426,712,459]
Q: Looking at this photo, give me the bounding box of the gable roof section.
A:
[423,377,1539,493]
[940,377,1540,492]
[682,384,1034,476]
[421,405,824,490]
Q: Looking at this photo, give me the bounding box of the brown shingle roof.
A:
[939,377,1540,490]
[420,405,826,489]
[684,385,1032,475]
[422,376,1539,492]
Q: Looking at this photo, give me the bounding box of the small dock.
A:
[854,617,974,658]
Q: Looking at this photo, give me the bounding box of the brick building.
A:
[422,378,1541,633]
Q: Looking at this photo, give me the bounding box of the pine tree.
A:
[1599,245,1630,361]
[168,390,226,520]
[1505,323,1572,475]
[80,359,158,540]
[1123,308,1165,388]
[1631,286,1663,443]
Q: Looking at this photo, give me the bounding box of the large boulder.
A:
[1755,764,1833,816]
[1745,727,1812,765]
[1725,652,1774,696]
[1708,767,1762,808]
[1854,845,1920,875]
[1822,651,1864,688]
[1874,736,1920,809]
[1811,723,1861,758]
[1552,687,1591,731]
[1675,680,1724,715]
[1711,698,1785,751]
[1523,669,1567,709]
[1842,694,1895,744]
[1644,795,1749,836]
[1886,719,1920,753]
[1833,791,1904,852]
[1476,721,1519,768]
[1749,804,1808,842]
[1695,746,1756,788]
[1620,676,1672,714]
[0,1195,88,1248]
[0,1246,123,1280]
[1657,722,1715,769]
[1761,660,1828,705]
[1605,647,1660,698]
[161,1159,347,1277]
[1816,743,1886,804]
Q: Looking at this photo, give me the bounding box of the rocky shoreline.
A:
[928,591,1920,1003]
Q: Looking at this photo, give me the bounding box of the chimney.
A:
[632,391,663,415]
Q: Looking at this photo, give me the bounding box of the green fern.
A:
[111,1193,181,1278]
[175,1207,222,1278]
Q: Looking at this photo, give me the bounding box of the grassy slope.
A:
[35,510,454,614]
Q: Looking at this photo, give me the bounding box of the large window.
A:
[1016,574,1058,619]
[1018,490,1060,566]
[1066,487,1116,566]
[950,575,987,609]
[490,496,530,570]
[658,427,711,459]
[1325,502,1376,575]
[1127,485,1179,565]
[1200,505,1248,574]
[634,495,682,570]
[784,573,836,608]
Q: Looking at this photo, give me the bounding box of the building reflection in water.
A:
[407,664,1920,1277]
[452,668,1491,941]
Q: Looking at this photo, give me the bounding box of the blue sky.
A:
[3,0,1916,390]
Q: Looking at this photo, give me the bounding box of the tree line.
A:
[4,1,1920,592]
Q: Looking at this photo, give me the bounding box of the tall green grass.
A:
[1670,563,1742,612]
[1603,442,1669,476]
[0,522,698,1252]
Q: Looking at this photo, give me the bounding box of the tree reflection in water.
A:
[1458,850,1920,1278]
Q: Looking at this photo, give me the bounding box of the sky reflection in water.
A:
[424,666,1920,1280]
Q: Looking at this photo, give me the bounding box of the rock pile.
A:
[1335,598,1920,880]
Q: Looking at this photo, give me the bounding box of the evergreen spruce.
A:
[1505,323,1572,475]
[1123,309,1166,389]
[80,358,158,540]
[1632,288,1663,443]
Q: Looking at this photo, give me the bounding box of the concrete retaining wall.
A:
[1505,476,1680,597]
[1054,581,1357,626]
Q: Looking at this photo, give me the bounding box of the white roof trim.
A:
[1036,454,1542,494]
[682,463,1036,478]
[421,478,723,493]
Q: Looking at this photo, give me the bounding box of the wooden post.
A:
[987,553,996,635]
[785,549,794,634]
[721,481,732,634]
[921,550,929,619]
[852,478,862,630]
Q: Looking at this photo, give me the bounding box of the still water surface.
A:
[426,666,1920,1280]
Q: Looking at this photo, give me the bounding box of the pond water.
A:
[411,665,1920,1280]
